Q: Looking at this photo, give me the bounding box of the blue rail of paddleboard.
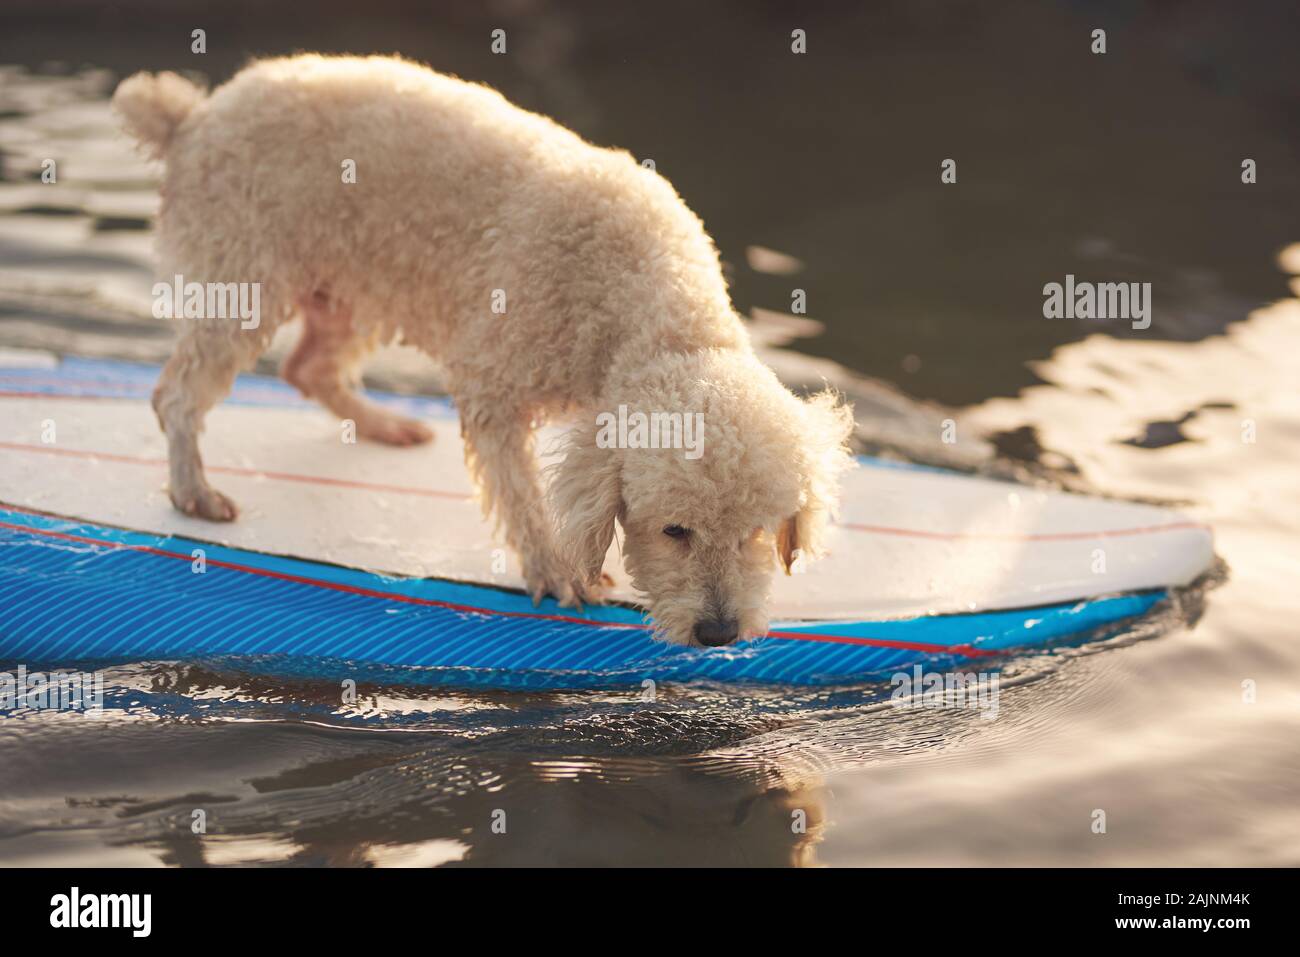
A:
[0,507,1164,688]
[0,355,459,419]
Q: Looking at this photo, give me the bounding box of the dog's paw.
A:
[523,559,603,610]
[172,485,239,522]
[559,577,607,611]
[359,413,434,447]
[527,574,585,610]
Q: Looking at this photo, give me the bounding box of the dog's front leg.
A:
[458,406,587,607]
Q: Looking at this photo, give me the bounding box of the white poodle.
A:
[113,54,854,647]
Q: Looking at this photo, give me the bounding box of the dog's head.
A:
[548,350,855,646]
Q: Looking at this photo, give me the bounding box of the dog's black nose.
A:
[694,618,740,647]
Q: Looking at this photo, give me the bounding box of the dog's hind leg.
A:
[282,292,433,446]
[153,323,266,522]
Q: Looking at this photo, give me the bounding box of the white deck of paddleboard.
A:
[0,394,1213,620]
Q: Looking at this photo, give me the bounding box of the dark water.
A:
[1,1,1299,866]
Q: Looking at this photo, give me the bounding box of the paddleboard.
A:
[0,351,1214,687]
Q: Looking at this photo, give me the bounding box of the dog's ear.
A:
[776,508,822,575]
[547,423,623,585]
[777,514,801,575]
[776,390,857,574]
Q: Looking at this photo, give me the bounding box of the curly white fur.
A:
[114,54,855,646]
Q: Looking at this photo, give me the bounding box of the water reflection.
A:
[0,595,1209,868]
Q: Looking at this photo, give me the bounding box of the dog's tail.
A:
[112,71,207,160]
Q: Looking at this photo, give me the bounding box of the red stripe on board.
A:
[0,380,313,401]
[838,520,1208,542]
[0,440,470,502]
[0,385,453,411]
[0,511,997,655]
[0,441,1208,542]
[0,391,110,401]
[0,378,156,391]
[0,516,622,628]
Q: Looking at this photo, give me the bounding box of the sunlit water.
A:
[1,62,1298,866]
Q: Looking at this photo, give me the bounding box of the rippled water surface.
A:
[1,2,1299,866]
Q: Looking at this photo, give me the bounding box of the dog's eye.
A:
[662,524,689,539]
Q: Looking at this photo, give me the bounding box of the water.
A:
[1,2,1299,866]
